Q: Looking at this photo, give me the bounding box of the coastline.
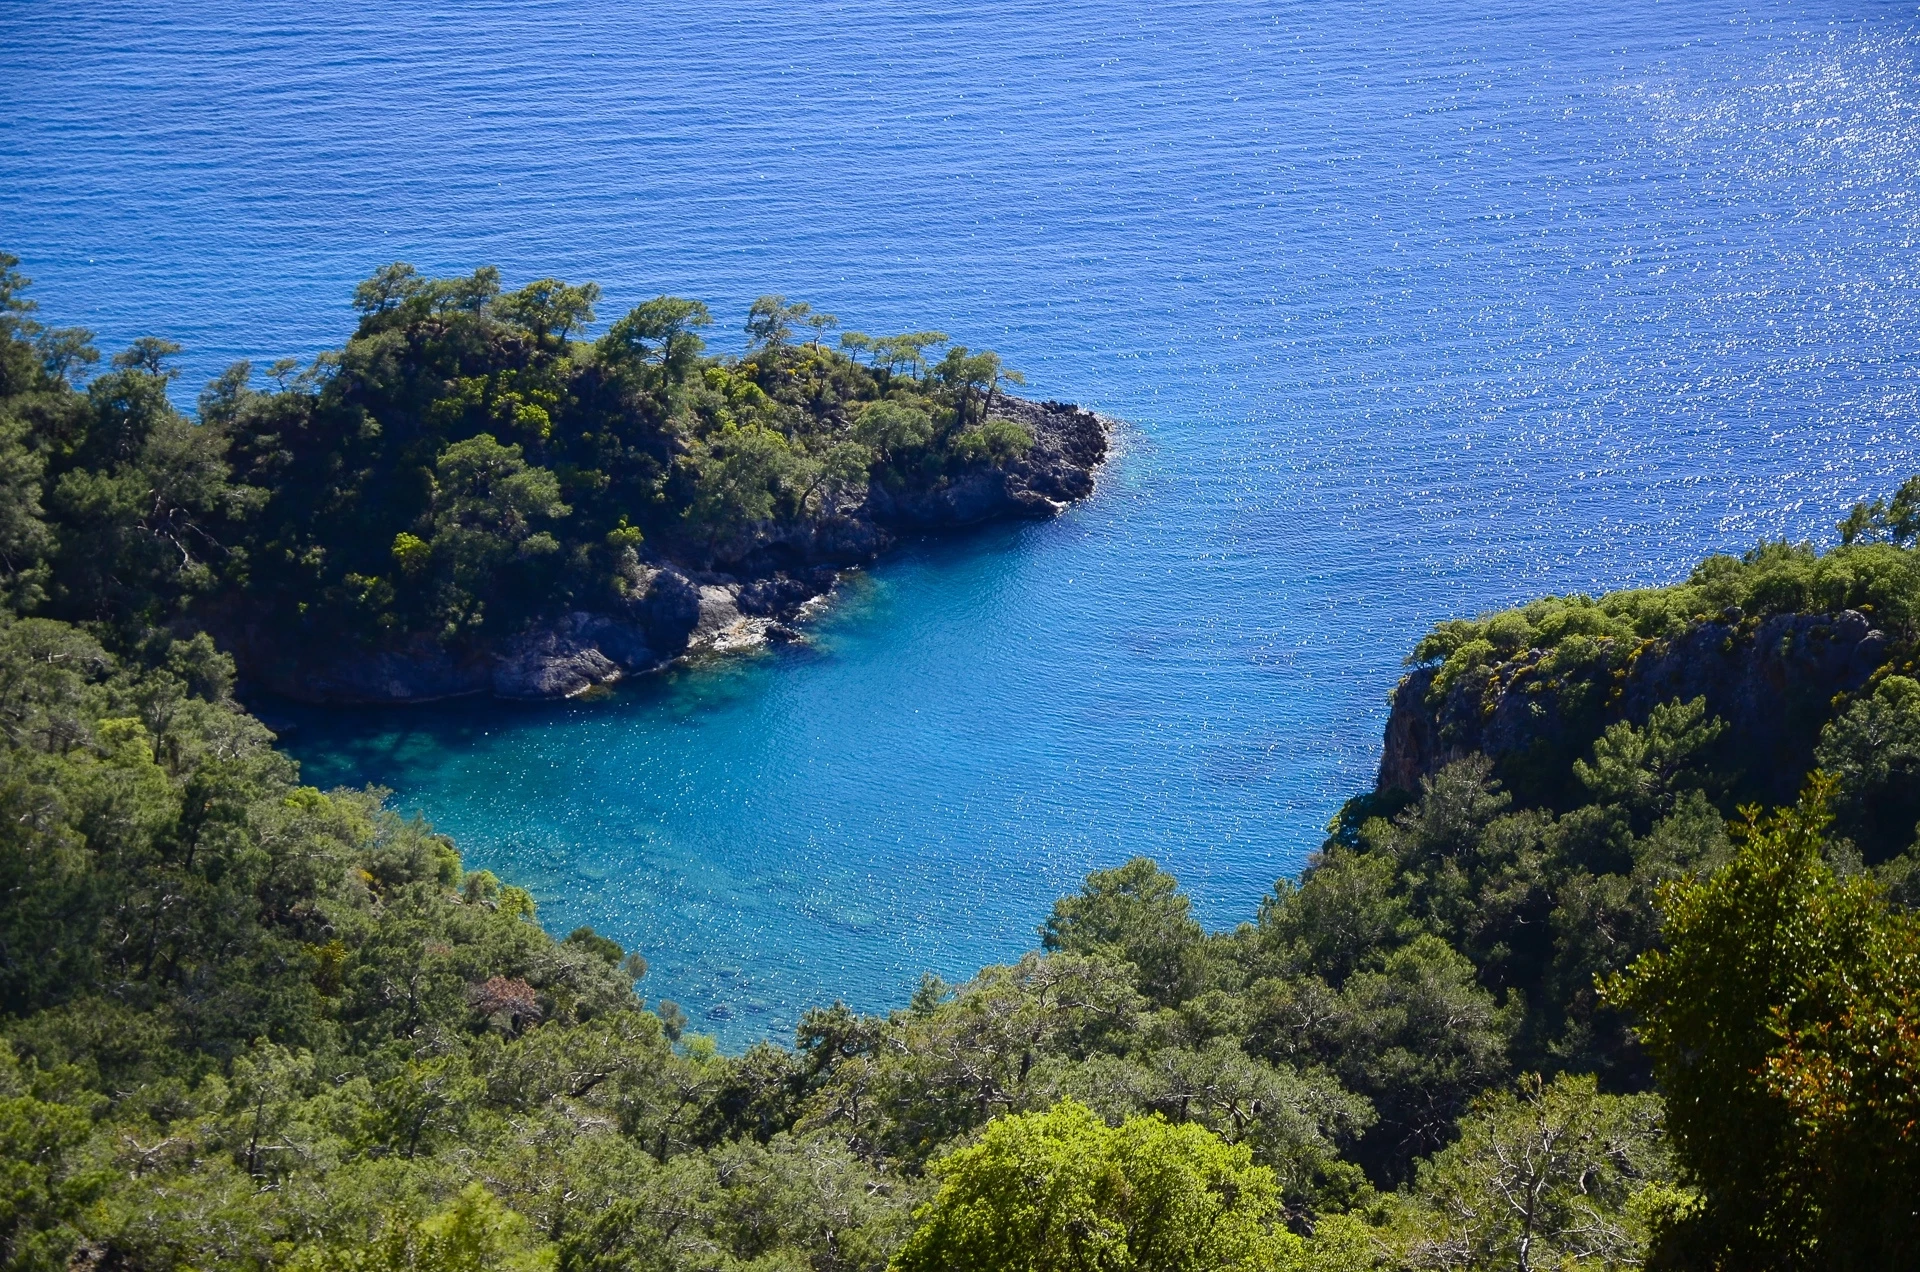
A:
[224,397,1113,706]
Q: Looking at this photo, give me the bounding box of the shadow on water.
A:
[267,520,1029,789]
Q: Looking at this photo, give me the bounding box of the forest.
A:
[0,252,1916,1270]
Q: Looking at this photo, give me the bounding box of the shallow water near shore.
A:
[8,0,1920,1043]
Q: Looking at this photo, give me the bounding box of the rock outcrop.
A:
[866,396,1106,527]
[238,398,1110,704]
[1378,609,1890,803]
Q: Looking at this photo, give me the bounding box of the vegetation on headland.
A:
[0,250,1917,1268]
[0,253,1035,656]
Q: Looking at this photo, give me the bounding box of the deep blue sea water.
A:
[6,0,1920,1044]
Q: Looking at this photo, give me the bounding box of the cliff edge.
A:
[1378,608,1889,804]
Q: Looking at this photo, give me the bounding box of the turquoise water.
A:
[7,0,1920,1043]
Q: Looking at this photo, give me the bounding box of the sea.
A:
[5,0,1919,1044]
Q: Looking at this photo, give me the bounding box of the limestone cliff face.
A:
[1378,609,1890,802]
[235,399,1110,705]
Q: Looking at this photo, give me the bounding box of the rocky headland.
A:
[225,397,1110,704]
[1378,607,1889,803]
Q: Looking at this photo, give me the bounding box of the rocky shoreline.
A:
[227,397,1110,705]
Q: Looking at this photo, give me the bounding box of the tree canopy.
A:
[890,1099,1302,1272]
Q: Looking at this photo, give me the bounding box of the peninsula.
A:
[0,256,1108,703]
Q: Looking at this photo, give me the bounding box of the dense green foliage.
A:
[0,613,1888,1272]
[1606,793,1920,1269]
[1413,537,1920,706]
[1391,1073,1678,1271]
[890,1099,1300,1272]
[1,248,1916,1269]
[0,254,1033,653]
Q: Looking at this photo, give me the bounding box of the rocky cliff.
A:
[1378,608,1890,804]
[233,398,1109,704]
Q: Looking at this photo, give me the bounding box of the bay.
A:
[5,0,1919,1043]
